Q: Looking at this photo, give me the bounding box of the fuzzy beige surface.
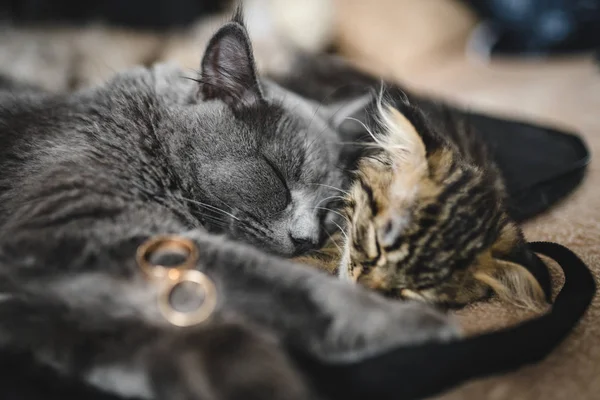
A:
[332,0,599,399]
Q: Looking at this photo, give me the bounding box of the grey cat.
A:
[0,13,460,400]
[0,14,349,258]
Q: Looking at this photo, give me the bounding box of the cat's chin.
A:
[259,239,318,259]
[231,232,298,258]
[269,241,301,258]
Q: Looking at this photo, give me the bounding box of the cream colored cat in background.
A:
[0,0,334,91]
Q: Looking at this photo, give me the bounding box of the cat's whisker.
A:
[347,112,414,154]
[179,196,240,221]
[336,141,383,148]
[307,183,350,196]
[322,225,343,256]
[125,183,236,229]
[314,206,348,224]
[197,213,229,227]
[330,220,349,243]
[122,180,244,231]
[207,193,246,218]
[315,195,346,207]
[344,117,381,145]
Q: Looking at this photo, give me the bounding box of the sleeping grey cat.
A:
[0,13,347,258]
[0,13,460,400]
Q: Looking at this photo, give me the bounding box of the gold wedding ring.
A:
[136,235,217,327]
[136,235,199,279]
[158,269,217,327]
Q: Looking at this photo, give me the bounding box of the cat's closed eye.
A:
[262,155,291,206]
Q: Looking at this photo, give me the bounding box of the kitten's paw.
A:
[149,321,311,400]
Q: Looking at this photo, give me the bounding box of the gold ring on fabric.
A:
[157,269,217,327]
[136,235,199,280]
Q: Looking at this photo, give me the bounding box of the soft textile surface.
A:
[332,0,599,399]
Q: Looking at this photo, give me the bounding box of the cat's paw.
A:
[313,282,461,362]
[386,300,462,344]
[149,321,312,400]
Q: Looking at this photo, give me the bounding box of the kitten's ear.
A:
[199,18,264,110]
[378,105,427,170]
[379,105,429,208]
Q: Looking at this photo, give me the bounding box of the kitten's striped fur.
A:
[299,92,546,310]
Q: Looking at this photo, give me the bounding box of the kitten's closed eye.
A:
[377,214,409,248]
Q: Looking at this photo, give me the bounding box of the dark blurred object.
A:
[463,0,600,56]
[0,0,231,29]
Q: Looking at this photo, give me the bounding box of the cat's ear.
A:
[377,105,429,209]
[199,18,264,110]
[320,94,377,169]
[377,105,427,170]
[323,93,375,132]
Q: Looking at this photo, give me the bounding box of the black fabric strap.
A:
[290,241,596,400]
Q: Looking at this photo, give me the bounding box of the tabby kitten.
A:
[331,93,547,309]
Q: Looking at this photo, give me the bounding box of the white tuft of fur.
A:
[371,96,429,212]
[375,99,427,174]
[337,232,353,283]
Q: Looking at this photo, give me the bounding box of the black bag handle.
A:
[290,241,596,400]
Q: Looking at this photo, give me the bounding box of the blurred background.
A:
[0,0,598,95]
[0,0,598,399]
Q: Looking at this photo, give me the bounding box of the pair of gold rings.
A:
[136,235,217,327]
